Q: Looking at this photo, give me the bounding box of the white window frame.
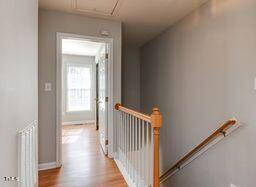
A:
[65,62,93,113]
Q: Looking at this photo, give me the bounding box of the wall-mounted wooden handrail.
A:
[160,118,237,183]
[115,103,162,187]
[115,103,151,123]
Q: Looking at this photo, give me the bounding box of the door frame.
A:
[56,32,114,167]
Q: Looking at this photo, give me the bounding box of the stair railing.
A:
[115,103,162,187]
[160,118,240,183]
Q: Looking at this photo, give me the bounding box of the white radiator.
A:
[18,121,38,187]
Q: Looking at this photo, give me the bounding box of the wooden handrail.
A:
[115,103,151,123]
[160,118,237,183]
[115,103,162,187]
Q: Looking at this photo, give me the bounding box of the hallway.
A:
[39,124,127,187]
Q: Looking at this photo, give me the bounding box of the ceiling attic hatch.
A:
[72,0,123,16]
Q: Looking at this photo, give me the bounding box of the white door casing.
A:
[56,33,114,167]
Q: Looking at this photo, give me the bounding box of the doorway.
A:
[56,33,114,167]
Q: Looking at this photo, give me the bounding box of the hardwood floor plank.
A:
[39,124,127,187]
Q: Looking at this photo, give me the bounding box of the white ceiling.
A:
[62,39,104,56]
[39,0,208,46]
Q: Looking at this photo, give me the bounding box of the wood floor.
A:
[39,124,127,187]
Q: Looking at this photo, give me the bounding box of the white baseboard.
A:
[38,162,58,171]
[62,120,95,125]
[114,159,136,187]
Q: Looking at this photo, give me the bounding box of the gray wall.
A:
[0,0,38,185]
[122,45,141,110]
[141,0,256,186]
[39,9,121,163]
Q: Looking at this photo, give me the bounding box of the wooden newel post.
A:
[151,107,162,187]
[115,103,121,110]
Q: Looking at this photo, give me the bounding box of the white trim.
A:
[114,159,136,187]
[38,162,58,171]
[56,32,115,167]
[62,120,95,125]
[106,40,114,158]
[56,33,62,168]
[71,0,124,17]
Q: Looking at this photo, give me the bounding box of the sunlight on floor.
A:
[62,135,80,144]
[62,125,84,144]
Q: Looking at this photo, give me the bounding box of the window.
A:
[66,64,91,112]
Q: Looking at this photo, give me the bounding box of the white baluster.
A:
[33,126,36,185]
[140,119,143,186]
[142,120,145,185]
[31,127,34,185]
[131,116,134,182]
[145,123,148,186]
[134,117,136,183]
[138,118,140,185]
[29,129,33,186]
[123,112,125,163]
[124,114,128,171]
[128,115,132,176]
[144,124,147,186]
[25,132,29,187]
[127,114,130,174]
[120,112,124,161]
[127,114,130,172]
[20,134,26,187]
[35,124,38,185]
[119,112,121,158]
[151,125,153,186]
[133,116,136,182]
[146,121,149,186]
[146,122,150,186]
[117,112,120,155]
[135,117,138,185]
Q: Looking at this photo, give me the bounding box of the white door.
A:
[98,44,109,155]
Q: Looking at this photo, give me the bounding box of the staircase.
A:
[159,119,240,183]
[115,103,162,187]
[114,103,241,186]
